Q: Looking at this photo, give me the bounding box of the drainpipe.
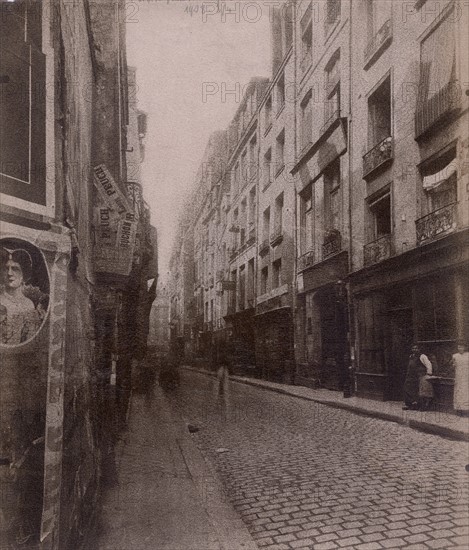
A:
[346,0,356,394]
[291,5,299,385]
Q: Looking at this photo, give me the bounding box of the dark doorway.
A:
[388,309,413,401]
[318,288,348,391]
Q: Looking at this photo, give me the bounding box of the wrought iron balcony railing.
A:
[298,250,315,272]
[415,82,460,138]
[364,19,392,67]
[415,202,457,245]
[322,231,341,259]
[363,136,393,179]
[363,234,393,267]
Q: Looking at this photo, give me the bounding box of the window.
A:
[261,266,269,295]
[300,3,313,72]
[300,91,312,151]
[325,0,341,32]
[0,0,46,204]
[248,187,256,235]
[232,162,240,196]
[272,259,282,289]
[241,149,247,185]
[247,259,255,306]
[263,207,271,241]
[248,135,257,180]
[324,51,340,128]
[300,184,313,254]
[416,8,456,133]
[277,73,285,114]
[366,0,391,39]
[421,147,457,213]
[368,76,391,148]
[324,160,340,231]
[230,270,237,311]
[263,148,272,188]
[265,95,273,132]
[368,192,391,240]
[240,198,247,245]
[233,208,239,249]
[271,5,293,74]
[239,265,246,310]
[274,192,284,237]
[275,129,285,175]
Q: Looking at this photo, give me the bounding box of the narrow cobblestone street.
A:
[167,370,469,550]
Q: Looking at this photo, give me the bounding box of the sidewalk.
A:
[93,385,257,550]
[184,366,469,442]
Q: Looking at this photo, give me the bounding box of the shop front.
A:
[255,288,294,383]
[351,231,469,407]
[296,251,350,392]
[224,308,256,376]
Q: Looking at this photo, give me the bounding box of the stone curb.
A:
[182,366,469,442]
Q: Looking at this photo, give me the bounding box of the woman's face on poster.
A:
[2,259,24,289]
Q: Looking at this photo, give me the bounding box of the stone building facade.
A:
[0,1,156,547]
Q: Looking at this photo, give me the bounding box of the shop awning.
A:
[423,159,457,191]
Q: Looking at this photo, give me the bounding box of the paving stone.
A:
[405,533,430,543]
[355,543,382,550]
[426,539,454,549]
[314,542,339,550]
[380,537,407,548]
[337,536,362,547]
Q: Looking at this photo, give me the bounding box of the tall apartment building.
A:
[256,6,296,382]
[293,0,352,391]
[222,78,268,373]
[348,0,469,403]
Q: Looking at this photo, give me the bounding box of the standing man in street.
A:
[403,344,433,411]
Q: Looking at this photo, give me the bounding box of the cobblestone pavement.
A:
[166,370,469,550]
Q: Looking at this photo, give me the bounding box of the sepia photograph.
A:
[0,0,468,549]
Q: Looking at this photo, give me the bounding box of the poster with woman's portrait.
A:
[0,238,50,348]
[0,237,51,546]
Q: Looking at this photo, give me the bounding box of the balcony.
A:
[247,226,256,245]
[298,250,315,272]
[363,136,393,179]
[229,248,238,262]
[320,108,340,138]
[259,239,270,255]
[415,203,457,245]
[363,234,393,267]
[270,229,284,247]
[415,82,461,138]
[322,230,341,259]
[364,19,392,69]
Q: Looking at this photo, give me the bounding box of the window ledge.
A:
[275,164,285,179]
[276,103,286,118]
[264,123,272,137]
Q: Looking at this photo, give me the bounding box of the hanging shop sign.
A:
[93,164,132,217]
[93,166,137,278]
